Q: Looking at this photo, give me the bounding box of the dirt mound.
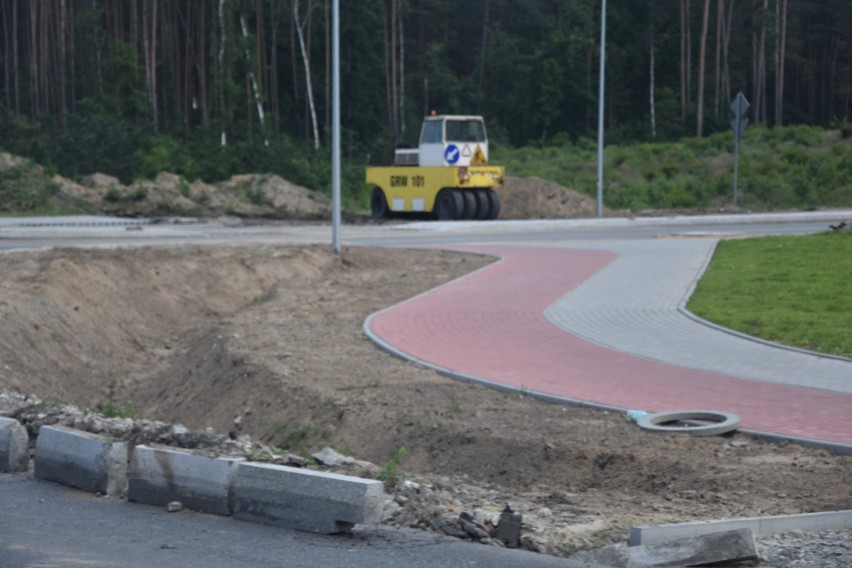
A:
[0,244,848,556]
[2,151,600,220]
[75,171,331,219]
[499,176,605,219]
[0,152,27,169]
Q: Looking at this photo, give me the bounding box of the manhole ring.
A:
[637,410,740,437]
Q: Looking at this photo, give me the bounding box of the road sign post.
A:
[731,92,749,209]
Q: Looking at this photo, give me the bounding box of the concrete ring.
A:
[636,410,740,437]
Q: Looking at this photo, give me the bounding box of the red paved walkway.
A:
[368,245,852,448]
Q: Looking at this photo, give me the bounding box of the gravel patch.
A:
[757,529,851,567]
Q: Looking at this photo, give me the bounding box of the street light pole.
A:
[331,0,342,253]
[596,0,607,218]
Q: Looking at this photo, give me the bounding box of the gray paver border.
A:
[630,510,852,546]
[677,239,852,365]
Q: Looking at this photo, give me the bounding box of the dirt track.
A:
[1,242,849,554]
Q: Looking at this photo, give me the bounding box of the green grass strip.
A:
[688,231,852,358]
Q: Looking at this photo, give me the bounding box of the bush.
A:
[137,136,200,180]
[50,100,144,182]
[0,163,60,213]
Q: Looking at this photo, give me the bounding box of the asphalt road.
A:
[0,210,848,251]
[0,472,600,568]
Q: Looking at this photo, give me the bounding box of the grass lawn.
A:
[687,230,852,358]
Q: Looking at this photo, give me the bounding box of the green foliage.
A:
[0,161,94,215]
[129,187,148,202]
[138,136,200,180]
[379,447,408,488]
[99,380,140,419]
[494,124,852,212]
[688,232,852,357]
[0,162,59,213]
[49,100,145,183]
[241,182,267,206]
[104,186,122,203]
[269,420,331,456]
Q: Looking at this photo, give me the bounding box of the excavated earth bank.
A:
[0,244,849,558]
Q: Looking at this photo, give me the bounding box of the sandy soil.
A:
[0,243,849,555]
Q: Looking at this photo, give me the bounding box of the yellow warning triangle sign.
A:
[471,145,487,165]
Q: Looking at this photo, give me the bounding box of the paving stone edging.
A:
[3,421,384,535]
[630,510,852,546]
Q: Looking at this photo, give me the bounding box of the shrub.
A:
[0,163,61,213]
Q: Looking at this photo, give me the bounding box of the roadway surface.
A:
[0,472,594,568]
[1,210,850,566]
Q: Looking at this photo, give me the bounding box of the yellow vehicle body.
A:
[365,165,505,220]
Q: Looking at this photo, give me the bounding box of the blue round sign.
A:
[444,144,460,165]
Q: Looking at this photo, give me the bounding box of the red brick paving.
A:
[368,245,852,447]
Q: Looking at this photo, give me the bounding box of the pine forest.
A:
[0,1,850,200]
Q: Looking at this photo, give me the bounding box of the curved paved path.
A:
[366,242,852,451]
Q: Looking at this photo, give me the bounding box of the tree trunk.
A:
[39,0,49,115]
[151,0,159,132]
[649,0,657,137]
[477,0,491,113]
[325,0,330,129]
[751,0,768,124]
[131,0,138,52]
[759,0,768,123]
[829,38,840,121]
[385,0,399,149]
[240,12,268,145]
[2,1,10,111]
[59,0,67,132]
[256,0,266,111]
[423,77,429,117]
[723,0,732,105]
[686,0,692,107]
[29,0,39,117]
[143,0,152,116]
[218,0,226,146]
[183,1,192,142]
[290,7,300,112]
[12,0,20,114]
[697,0,711,136]
[714,0,722,118]
[751,0,758,122]
[399,1,405,137]
[294,0,320,150]
[680,0,686,121]
[270,5,279,132]
[774,0,787,126]
[199,0,208,127]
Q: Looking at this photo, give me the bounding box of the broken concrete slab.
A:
[0,417,29,473]
[630,509,852,546]
[34,425,127,496]
[568,541,632,567]
[128,445,242,515]
[568,529,758,568]
[627,528,757,567]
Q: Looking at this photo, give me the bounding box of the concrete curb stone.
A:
[0,417,29,473]
[233,461,385,534]
[128,444,243,516]
[34,425,128,497]
[25,425,385,535]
